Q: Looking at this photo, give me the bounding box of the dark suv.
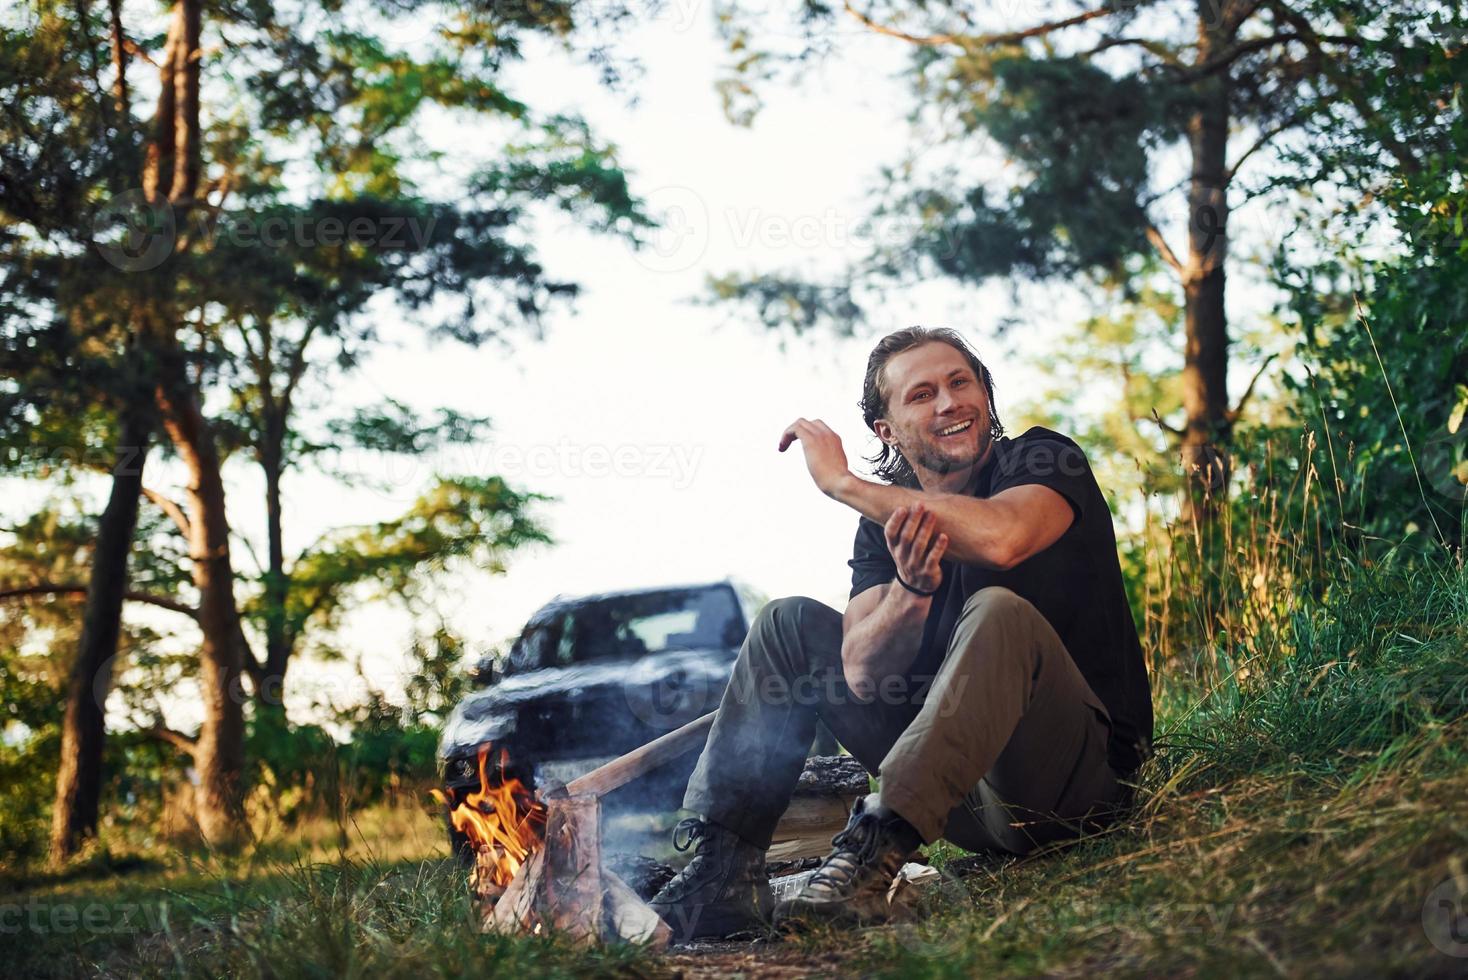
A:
[437,581,758,854]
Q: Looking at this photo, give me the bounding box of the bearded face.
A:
[875,342,994,487]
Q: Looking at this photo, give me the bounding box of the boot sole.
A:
[648,900,772,941]
[773,894,891,932]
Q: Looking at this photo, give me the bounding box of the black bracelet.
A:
[894,573,939,598]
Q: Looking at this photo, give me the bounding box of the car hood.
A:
[437,646,735,761]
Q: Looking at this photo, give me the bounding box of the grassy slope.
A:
[3,554,1465,979]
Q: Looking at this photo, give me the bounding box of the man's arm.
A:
[776,418,1074,570]
[831,477,1073,570]
[839,503,947,699]
[841,581,931,702]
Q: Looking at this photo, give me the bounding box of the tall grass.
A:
[1127,419,1466,770]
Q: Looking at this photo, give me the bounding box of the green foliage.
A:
[319,398,493,458]
[700,272,864,336]
[1270,0,1468,551]
[0,505,93,867]
[903,56,1174,281]
[0,694,59,866]
[1281,249,1468,550]
[244,627,475,829]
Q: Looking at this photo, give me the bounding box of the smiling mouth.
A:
[937,419,974,437]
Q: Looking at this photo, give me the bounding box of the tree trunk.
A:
[261,411,290,709]
[154,359,251,849]
[1181,1,1235,521]
[141,4,178,201]
[48,412,150,865]
[169,0,201,202]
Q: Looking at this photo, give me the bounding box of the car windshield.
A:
[565,586,743,663]
[502,585,744,675]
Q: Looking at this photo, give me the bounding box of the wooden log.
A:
[603,870,671,946]
[485,796,671,948]
[544,795,601,942]
[565,710,714,799]
[767,794,856,862]
[764,756,870,862]
[489,847,546,933]
[793,754,871,796]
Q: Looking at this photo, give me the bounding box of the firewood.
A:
[544,796,602,942]
[603,870,672,945]
[489,847,545,933]
[793,755,871,796]
[485,794,672,947]
[763,756,870,861]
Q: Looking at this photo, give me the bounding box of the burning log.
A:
[489,795,619,943]
[432,744,546,891]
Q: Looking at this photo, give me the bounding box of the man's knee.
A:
[751,595,824,639]
[746,596,840,678]
[958,586,1036,625]
[946,587,1046,678]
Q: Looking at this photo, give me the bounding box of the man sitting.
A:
[648,326,1153,938]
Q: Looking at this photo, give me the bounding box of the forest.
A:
[1,0,1465,975]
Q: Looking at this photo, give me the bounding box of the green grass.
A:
[4,548,1465,978]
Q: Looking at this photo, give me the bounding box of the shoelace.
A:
[672,816,710,855]
[809,812,881,887]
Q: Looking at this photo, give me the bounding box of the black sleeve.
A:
[847,516,895,599]
[987,431,1093,524]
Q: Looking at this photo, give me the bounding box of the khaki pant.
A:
[685,587,1129,854]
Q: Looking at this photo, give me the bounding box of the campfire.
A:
[431,721,926,947]
[430,718,725,946]
[432,744,548,897]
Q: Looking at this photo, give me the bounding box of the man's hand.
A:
[886,502,947,593]
[778,418,852,497]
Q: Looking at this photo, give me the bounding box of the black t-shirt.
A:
[847,426,1153,773]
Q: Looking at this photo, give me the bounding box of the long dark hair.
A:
[859,326,1004,487]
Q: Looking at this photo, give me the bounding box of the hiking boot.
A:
[773,794,922,930]
[647,816,773,940]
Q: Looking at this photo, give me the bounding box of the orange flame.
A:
[432,743,547,888]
